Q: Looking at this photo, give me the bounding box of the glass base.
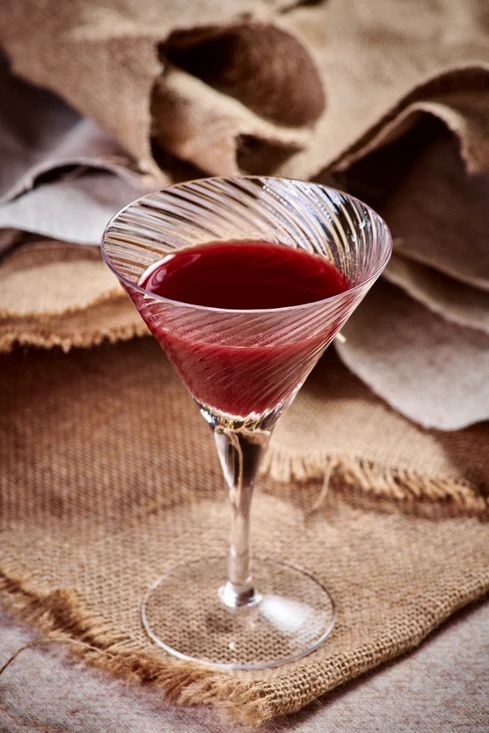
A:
[140,557,335,670]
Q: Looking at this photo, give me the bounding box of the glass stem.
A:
[213,426,271,609]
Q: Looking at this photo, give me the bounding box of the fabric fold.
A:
[331,65,489,175]
[0,0,307,177]
[2,0,489,179]
[384,255,489,335]
[278,0,489,178]
[384,134,489,291]
[0,170,150,244]
[0,241,146,352]
[336,282,489,431]
[0,53,138,204]
[152,67,309,176]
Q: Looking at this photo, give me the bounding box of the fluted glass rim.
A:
[101,176,392,315]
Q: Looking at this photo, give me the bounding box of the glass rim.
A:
[100,175,393,315]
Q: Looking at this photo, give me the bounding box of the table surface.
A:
[1,601,488,732]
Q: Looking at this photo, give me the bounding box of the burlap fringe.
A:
[262,449,489,516]
[0,320,148,353]
[1,489,487,726]
[1,566,486,727]
[0,572,271,728]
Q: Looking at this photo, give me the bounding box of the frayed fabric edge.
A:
[0,572,271,728]
[0,321,149,354]
[261,448,489,515]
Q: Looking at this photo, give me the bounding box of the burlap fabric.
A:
[330,123,489,429]
[1,0,489,430]
[1,242,488,506]
[0,242,146,351]
[1,338,488,727]
[2,604,489,732]
[0,53,139,205]
[1,0,488,180]
[383,135,489,292]
[267,349,489,508]
[0,0,488,724]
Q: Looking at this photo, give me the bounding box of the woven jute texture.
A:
[0,241,147,352]
[1,337,488,727]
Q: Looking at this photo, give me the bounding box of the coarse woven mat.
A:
[1,338,488,727]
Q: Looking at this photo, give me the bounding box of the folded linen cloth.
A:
[383,134,489,291]
[384,256,489,336]
[337,282,489,431]
[330,121,489,429]
[0,53,139,204]
[0,171,150,245]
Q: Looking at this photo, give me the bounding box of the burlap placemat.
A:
[1,337,488,727]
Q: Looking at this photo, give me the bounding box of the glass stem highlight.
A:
[213,426,271,608]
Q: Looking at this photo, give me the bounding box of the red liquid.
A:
[137,241,350,416]
[141,240,348,309]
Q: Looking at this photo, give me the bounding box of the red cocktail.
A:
[102,177,392,670]
[138,240,349,416]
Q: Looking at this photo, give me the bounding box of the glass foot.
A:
[141,557,335,670]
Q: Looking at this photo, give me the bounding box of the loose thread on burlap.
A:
[0,577,271,727]
[0,638,117,677]
[263,448,489,516]
[308,458,340,515]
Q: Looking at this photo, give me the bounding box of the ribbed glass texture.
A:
[102,177,392,670]
[102,177,392,421]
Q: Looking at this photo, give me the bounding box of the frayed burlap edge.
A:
[0,321,147,353]
[329,64,489,176]
[0,305,149,353]
[262,449,489,516]
[1,563,488,727]
[0,572,272,728]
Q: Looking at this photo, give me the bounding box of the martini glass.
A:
[101,177,392,670]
